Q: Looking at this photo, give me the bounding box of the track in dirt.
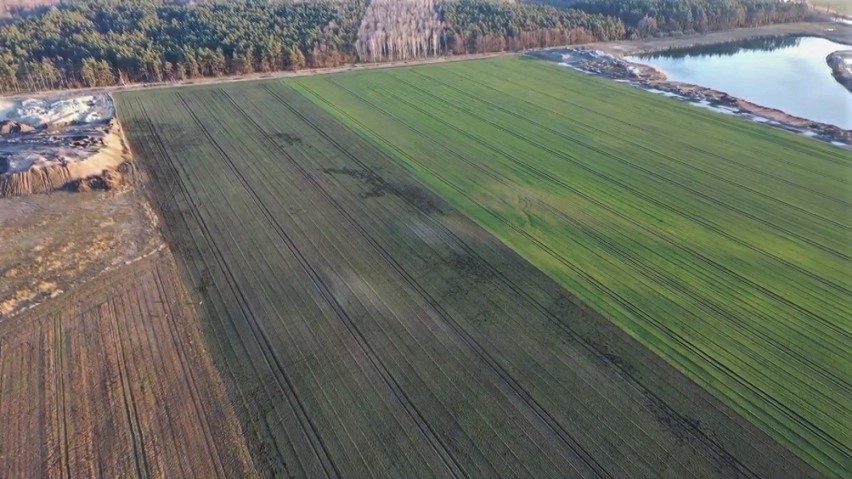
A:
[116,81,820,478]
[0,251,256,479]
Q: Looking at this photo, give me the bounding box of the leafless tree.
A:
[356,0,445,62]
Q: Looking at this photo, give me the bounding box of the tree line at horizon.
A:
[0,0,812,93]
[572,0,810,35]
[440,0,627,53]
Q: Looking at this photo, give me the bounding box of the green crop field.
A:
[115,64,826,477]
[290,57,852,477]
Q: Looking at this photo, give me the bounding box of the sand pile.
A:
[67,167,124,192]
[0,120,35,135]
[0,123,130,196]
[0,164,73,196]
[0,94,130,197]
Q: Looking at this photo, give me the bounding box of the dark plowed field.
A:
[0,251,256,478]
[115,82,818,478]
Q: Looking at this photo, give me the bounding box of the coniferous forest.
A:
[0,0,811,92]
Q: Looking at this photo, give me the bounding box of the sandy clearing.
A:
[0,155,156,318]
[2,95,113,126]
[1,93,130,196]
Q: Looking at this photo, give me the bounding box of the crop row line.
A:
[402,69,852,282]
[151,263,229,479]
[420,67,852,231]
[459,60,852,172]
[106,293,151,478]
[375,73,852,353]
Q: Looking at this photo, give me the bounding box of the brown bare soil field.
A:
[0,180,161,317]
[1,91,257,478]
[0,249,257,478]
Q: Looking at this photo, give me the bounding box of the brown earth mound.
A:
[0,163,73,196]
[67,166,124,192]
[0,121,130,197]
[0,119,35,135]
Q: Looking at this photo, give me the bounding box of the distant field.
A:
[291,57,852,477]
[811,0,851,16]
[115,77,816,477]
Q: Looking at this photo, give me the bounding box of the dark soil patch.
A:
[272,132,302,146]
[324,166,445,214]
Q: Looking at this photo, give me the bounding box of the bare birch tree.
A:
[356,0,445,62]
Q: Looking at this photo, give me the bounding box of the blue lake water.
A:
[628,36,851,129]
